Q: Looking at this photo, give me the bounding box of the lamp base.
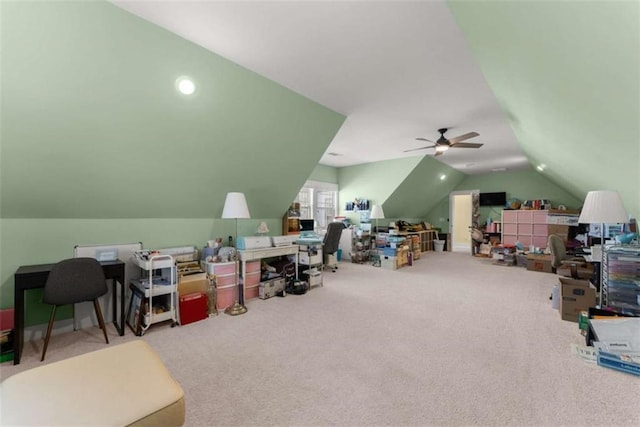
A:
[224,301,248,316]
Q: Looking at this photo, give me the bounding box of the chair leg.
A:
[41,305,58,362]
[93,299,109,345]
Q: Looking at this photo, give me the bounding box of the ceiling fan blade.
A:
[403,145,435,153]
[416,137,436,143]
[450,142,483,149]
[449,131,479,143]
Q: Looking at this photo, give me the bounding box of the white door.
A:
[449,190,479,253]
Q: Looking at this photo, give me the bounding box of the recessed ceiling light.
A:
[536,164,546,172]
[439,174,446,181]
[175,76,196,95]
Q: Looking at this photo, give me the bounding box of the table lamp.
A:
[577,190,628,303]
[221,192,251,316]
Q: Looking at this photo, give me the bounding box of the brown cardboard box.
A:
[559,277,596,322]
[526,254,553,273]
[548,224,569,239]
[178,272,209,296]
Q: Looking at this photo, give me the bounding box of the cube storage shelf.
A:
[501,209,579,248]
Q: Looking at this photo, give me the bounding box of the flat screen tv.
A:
[479,192,507,207]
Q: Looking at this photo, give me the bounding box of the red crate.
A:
[179,292,208,325]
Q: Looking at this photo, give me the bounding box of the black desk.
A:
[13,260,126,365]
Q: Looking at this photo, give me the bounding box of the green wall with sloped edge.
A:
[0,2,344,325]
[448,0,639,220]
[425,170,584,232]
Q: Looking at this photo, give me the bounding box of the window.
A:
[295,180,338,230]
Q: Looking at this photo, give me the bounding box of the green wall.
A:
[0,2,344,319]
[337,156,424,224]
[309,164,338,184]
[449,0,640,220]
[425,170,583,230]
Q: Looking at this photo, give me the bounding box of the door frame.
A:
[449,189,480,253]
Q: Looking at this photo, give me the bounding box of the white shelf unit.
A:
[129,254,178,335]
[298,242,323,287]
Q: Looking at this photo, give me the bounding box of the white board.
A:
[73,242,143,329]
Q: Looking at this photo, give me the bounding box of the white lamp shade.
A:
[221,192,251,219]
[578,190,628,224]
[370,205,385,219]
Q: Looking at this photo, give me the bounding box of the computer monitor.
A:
[300,219,314,232]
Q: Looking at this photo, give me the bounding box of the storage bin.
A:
[381,256,398,270]
[434,240,445,252]
[179,292,208,326]
[383,247,396,256]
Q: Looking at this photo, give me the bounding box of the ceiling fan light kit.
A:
[405,128,483,155]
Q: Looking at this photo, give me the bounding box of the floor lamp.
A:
[577,190,628,305]
[370,204,385,246]
[222,192,251,316]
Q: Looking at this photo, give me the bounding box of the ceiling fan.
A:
[404,128,483,156]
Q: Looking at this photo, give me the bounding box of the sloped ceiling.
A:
[380,157,465,219]
[449,0,640,219]
[338,156,464,220]
[0,1,345,219]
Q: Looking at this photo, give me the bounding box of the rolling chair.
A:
[323,222,345,272]
[547,234,593,280]
[41,258,110,361]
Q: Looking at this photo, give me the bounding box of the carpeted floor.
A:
[2,251,638,426]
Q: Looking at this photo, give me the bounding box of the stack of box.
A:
[558,277,596,322]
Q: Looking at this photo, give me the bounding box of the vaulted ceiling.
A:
[112,0,639,218]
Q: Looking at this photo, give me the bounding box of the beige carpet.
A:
[2,251,638,426]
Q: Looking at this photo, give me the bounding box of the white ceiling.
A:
[112,0,530,174]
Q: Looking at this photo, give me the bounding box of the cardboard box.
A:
[526,254,553,273]
[178,272,209,296]
[548,224,569,239]
[559,277,596,322]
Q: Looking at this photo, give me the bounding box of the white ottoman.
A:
[1,340,185,426]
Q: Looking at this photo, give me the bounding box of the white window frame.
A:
[295,180,338,231]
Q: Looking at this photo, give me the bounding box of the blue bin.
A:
[336,248,342,261]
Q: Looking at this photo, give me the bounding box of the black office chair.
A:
[41,258,109,361]
[323,222,345,272]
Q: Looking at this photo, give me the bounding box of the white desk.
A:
[238,245,299,280]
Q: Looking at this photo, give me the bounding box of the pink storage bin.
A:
[216,274,236,287]
[244,271,260,286]
[210,261,236,276]
[216,287,236,310]
[245,261,261,273]
[245,286,259,300]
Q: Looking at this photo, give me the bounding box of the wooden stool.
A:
[1,340,185,426]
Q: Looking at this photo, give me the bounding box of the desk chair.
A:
[547,234,593,280]
[323,222,345,272]
[41,258,109,361]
